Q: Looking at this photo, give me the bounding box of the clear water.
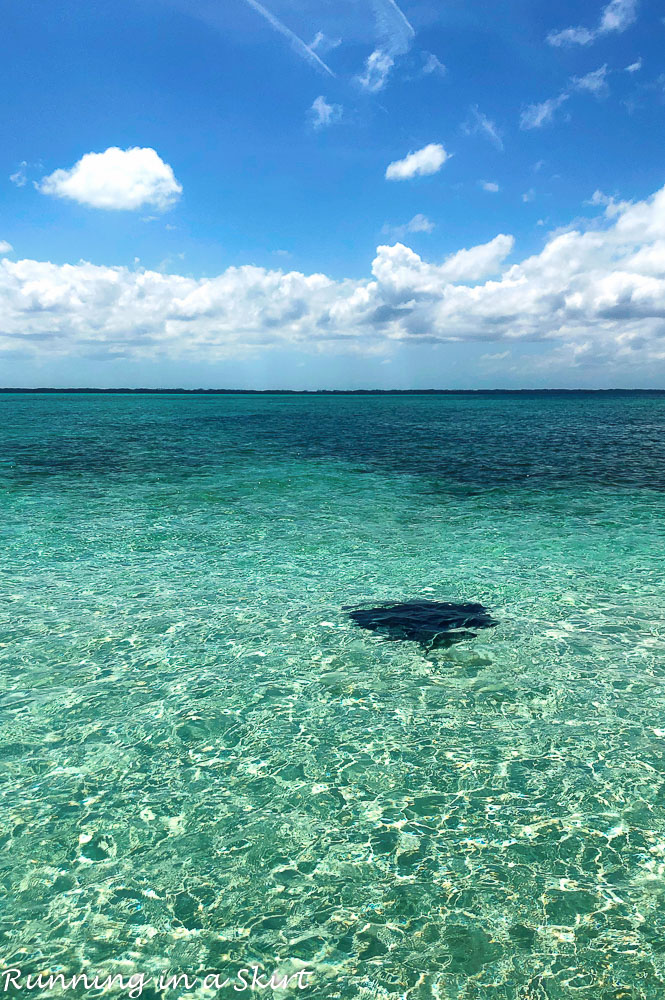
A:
[2,392,665,999]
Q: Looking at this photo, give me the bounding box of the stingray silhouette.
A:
[344,600,497,650]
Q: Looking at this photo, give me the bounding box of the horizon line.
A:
[1,387,665,395]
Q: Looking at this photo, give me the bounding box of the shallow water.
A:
[2,392,665,999]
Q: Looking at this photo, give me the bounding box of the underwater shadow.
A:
[344,600,497,651]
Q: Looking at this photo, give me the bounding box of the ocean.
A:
[2,391,665,999]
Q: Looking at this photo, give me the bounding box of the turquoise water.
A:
[2,392,665,999]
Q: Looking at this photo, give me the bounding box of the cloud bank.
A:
[38,147,183,211]
[3,184,665,375]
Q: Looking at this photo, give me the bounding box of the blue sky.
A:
[2,0,665,388]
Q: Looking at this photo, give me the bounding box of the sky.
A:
[1,0,665,388]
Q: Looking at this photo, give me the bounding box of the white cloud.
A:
[548,0,638,46]
[385,143,449,181]
[422,52,446,76]
[521,66,609,132]
[405,214,435,233]
[600,0,638,33]
[357,49,395,92]
[481,181,500,193]
[310,96,342,128]
[587,189,615,207]
[10,163,28,188]
[0,241,13,255]
[38,147,182,212]
[310,32,342,53]
[383,214,436,239]
[4,184,665,377]
[522,189,536,203]
[357,0,415,92]
[548,26,596,46]
[520,94,569,129]
[372,234,514,290]
[572,65,610,95]
[463,107,504,151]
[625,58,642,72]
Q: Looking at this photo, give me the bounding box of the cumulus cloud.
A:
[372,235,514,291]
[481,181,500,192]
[548,0,638,46]
[3,184,665,376]
[385,143,449,180]
[310,96,342,128]
[0,241,13,255]
[38,147,183,211]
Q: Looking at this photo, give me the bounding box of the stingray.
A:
[344,600,497,651]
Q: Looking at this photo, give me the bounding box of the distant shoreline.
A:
[1,388,664,396]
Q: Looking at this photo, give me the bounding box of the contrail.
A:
[241,0,335,75]
[370,0,415,58]
[382,0,415,39]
